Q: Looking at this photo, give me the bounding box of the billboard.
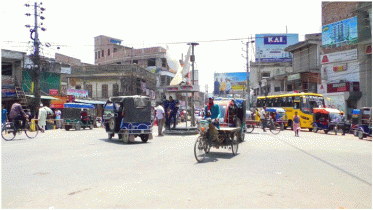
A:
[213,72,248,95]
[322,16,358,47]
[255,34,299,62]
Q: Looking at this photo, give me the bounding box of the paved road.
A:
[2,127,371,208]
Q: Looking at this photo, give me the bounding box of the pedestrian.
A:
[293,111,301,137]
[2,105,8,125]
[163,96,170,129]
[339,112,347,135]
[155,102,165,136]
[168,96,179,129]
[260,106,267,132]
[55,109,62,129]
[38,104,47,132]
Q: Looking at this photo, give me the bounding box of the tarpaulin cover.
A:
[64,103,95,109]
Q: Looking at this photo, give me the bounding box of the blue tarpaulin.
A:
[64,103,95,109]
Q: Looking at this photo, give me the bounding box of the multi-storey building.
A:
[321,2,371,116]
[94,35,177,102]
[284,33,322,94]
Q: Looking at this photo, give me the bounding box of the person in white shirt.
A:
[155,102,165,136]
[259,106,267,132]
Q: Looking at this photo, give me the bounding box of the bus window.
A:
[268,98,273,107]
[294,102,300,109]
[287,97,293,107]
[256,99,262,107]
[301,96,312,114]
[282,97,287,107]
[273,97,279,107]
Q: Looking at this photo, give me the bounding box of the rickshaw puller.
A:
[204,97,221,144]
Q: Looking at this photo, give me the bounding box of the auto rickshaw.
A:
[356,107,372,140]
[63,103,95,131]
[103,95,153,143]
[351,109,361,136]
[312,108,341,134]
[266,107,287,130]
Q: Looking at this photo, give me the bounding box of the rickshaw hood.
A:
[313,108,340,115]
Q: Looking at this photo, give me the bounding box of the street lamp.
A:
[187,42,199,127]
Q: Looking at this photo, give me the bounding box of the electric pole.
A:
[25,2,46,114]
[188,42,199,127]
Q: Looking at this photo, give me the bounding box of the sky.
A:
[1,0,323,93]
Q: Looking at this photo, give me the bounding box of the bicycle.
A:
[262,118,281,135]
[1,119,39,141]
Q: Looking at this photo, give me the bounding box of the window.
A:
[95,52,97,60]
[98,51,100,59]
[86,84,93,98]
[274,87,281,92]
[262,72,270,78]
[114,48,117,53]
[148,58,156,66]
[102,84,108,98]
[102,50,104,57]
[162,58,167,67]
[112,83,119,96]
[108,49,110,56]
[133,60,138,64]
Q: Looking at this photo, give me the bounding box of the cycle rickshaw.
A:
[194,99,246,163]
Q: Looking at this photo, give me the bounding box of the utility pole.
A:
[25,2,46,114]
[188,42,199,127]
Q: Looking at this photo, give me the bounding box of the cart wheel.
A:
[108,133,114,140]
[313,126,318,133]
[324,130,328,134]
[65,126,70,131]
[308,128,313,132]
[89,125,93,130]
[246,125,254,133]
[353,129,358,136]
[75,123,81,130]
[358,130,364,139]
[194,136,207,163]
[231,135,239,155]
[140,134,149,143]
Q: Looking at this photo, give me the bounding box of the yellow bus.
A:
[256,93,326,131]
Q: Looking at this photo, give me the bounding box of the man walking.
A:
[155,102,165,136]
[260,106,267,132]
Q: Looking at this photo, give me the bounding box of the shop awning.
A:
[347,91,362,102]
[25,95,60,100]
[74,99,106,104]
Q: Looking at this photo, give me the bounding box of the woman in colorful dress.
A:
[293,111,301,137]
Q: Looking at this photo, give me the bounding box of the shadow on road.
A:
[198,151,238,163]
[99,138,151,145]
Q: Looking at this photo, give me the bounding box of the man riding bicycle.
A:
[8,99,29,130]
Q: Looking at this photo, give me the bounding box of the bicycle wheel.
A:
[2,123,15,141]
[25,121,38,139]
[231,135,239,155]
[194,136,207,163]
[269,122,281,135]
[247,124,254,133]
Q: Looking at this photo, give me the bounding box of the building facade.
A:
[284,33,322,94]
[93,35,176,102]
[321,2,372,116]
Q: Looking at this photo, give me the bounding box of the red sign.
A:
[333,64,347,72]
[327,82,350,93]
[366,45,372,54]
[49,89,59,96]
[67,95,75,102]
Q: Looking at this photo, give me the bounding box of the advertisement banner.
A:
[214,72,248,94]
[67,89,88,99]
[327,82,350,93]
[322,16,358,47]
[49,89,59,96]
[255,34,299,62]
[321,49,357,64]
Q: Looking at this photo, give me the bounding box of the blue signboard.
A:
[255,34,299,62]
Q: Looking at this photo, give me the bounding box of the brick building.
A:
[321,2,372,116]
[93,35,177,102]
